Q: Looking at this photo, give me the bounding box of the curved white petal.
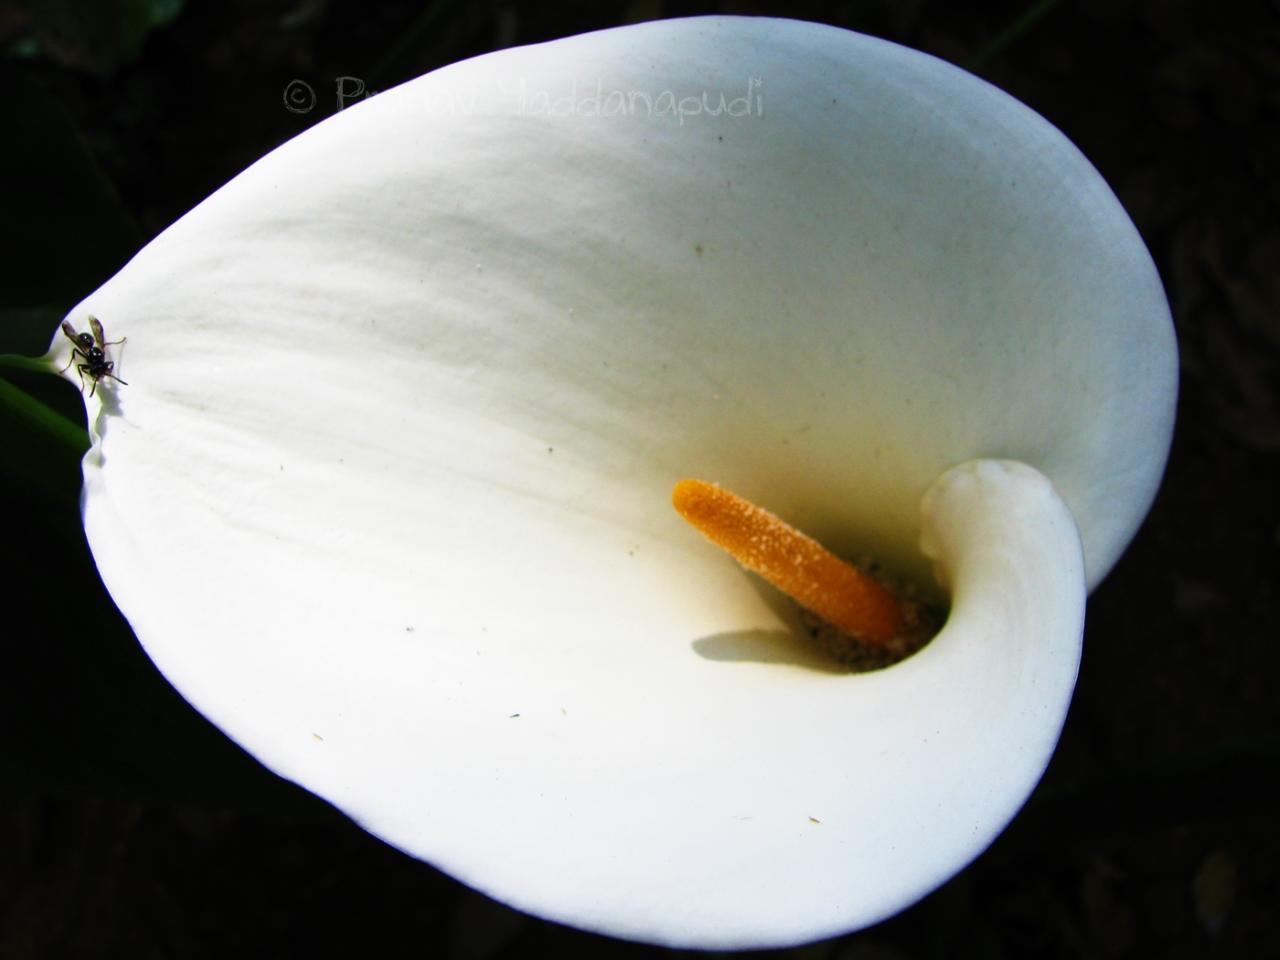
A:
[58,16,1173,949]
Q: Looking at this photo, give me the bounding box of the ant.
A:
[60,316,128,397]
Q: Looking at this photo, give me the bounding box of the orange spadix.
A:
[672,479,904,644]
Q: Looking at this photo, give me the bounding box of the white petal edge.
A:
[60,16,1162,949]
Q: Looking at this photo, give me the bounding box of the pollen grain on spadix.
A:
[670,478,913,648]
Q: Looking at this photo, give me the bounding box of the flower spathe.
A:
[57,17,1176,949]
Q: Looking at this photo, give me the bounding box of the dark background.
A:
[1,1,1277,957]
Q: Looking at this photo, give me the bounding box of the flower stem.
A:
[0,353,56,376]
[0,366,89,454]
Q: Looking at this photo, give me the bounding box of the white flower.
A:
[57,17,1176,949]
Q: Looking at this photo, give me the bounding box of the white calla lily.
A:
[56,16,1175,949]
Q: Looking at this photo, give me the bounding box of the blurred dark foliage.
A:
[1,1,1278,957]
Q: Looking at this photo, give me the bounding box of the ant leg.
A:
[101,361,127,387]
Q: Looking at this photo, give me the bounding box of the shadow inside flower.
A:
[691,629,848,674]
